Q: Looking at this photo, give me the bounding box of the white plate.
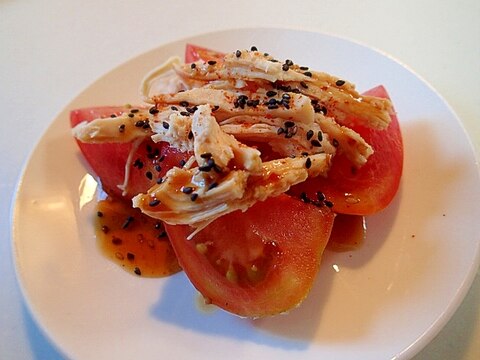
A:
[12,28,480,360]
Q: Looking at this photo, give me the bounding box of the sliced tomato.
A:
[165,194,335,317]
[185,44,225,63]
[70,106,190,199]
[289,86,403,215]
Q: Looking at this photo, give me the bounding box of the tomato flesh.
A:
[185,44,225,64]
[289,86,403,215]
[70,106,190,199]
[165,194,335,317]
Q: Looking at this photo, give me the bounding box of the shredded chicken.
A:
[72,47,393,231]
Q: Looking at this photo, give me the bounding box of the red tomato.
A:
[185,44,225,63]
[289,86,403,215]
[70,106,190,199]
[165,194,335,317]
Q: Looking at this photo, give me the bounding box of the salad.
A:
[71,44,403,317]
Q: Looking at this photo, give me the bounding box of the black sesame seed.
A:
[179,159,186,167]
[198,165,212,172]
[190,63,196,69]
[311,140,322,147]
[180,111,190,116]
[305,158,312,169]
[300,81,308,89]
[190,193,199,201]
[332,139,339,147]
[304,71,312,77]
[282,63,290,71]
[282,93,291,100]
[154,164,161,172]
[300,192,310,203]
[207,60,217,65]
[335,79,345,86]
[179,101,189,107]
[127,252,135,261]
[112,237,122,245]
[133,159,144,169]
[122,216,134,229]
[149,107,159,115]
[182,186,194,194]
[119,124,126,133]
[284,121,295,128]
[170,106,178,111]
[267,98,277,105]
[301,151,309,156]
[157,230,167,238]
[156,177,164,184]
[266,90,277,97]
[316,191,325,201]
[128,113,135,118]
[300,66,309,70]
[251,46,258,51]
[130,109,139,113]
[268,104,279,109]
[306,130,314,140]
[188,131,194,139]
[324,200,334,208]
[97,211,103,217]
[235,50,242,57]
[277,127,285,135]
[212,105,220,111]
[146,171,153,180]
[110,114,116,118]
[285,59,294,66]
[200,152,212,159]
[162,121,169,129]
[134,267,142,276]
[135,120,145,127]
[317,131,323,142]
[208,182,218,190]
[149,199,160,207]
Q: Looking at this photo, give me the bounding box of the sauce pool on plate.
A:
[94,196,181,277]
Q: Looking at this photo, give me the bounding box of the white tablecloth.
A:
[1,1,478,359]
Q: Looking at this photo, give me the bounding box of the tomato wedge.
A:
[185,44,225,64]
[289,86,403,215]
[165,194,335,317]
[70,106,190,199]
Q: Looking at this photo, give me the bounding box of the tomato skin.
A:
[185,44,225,63]
[70,106,189,199]
[165,194,335,317]
[289,86,403,215]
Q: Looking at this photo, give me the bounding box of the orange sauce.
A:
[94,196,181,277]
[327,214,366,252]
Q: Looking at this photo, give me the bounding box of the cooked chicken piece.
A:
[140,56,204,101]
[219,115,335,157]
[150,107,195,153]
[174,50,313,83]
[191,105,262,172]
[294,82,393,130]
[173,49,392,129]
[71,109,152,143]
[151,88,315,125]
[132,153,331,229]
[315,114,373,166]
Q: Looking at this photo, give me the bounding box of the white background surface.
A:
[1,1,478,359]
